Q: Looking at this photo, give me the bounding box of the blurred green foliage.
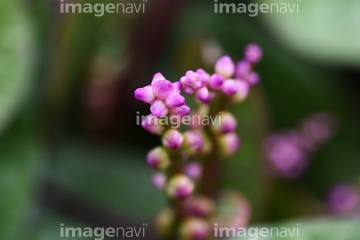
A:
[0,0,34,134]
[1,0,360,240]
[257,0,360,66]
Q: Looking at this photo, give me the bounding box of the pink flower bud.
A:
[167,174,194,199]
[134,86,155,104]
[328,184,359,215]
[184,195,215,217]
[183,131,204,156]
[213,112,237,134]
[248,71,260,85]
[301,113,335,144]
[183,86,194,94]
[245,43,263,63]
[150,100,169,118]
[222,79,240,95]
[231,80,250,103]
[151,173,167,190]
[215,55,235,78]
[171,105,191,117]
[209,74,224,90]
[180,69,209,94]
[220,133,241,157]
[195,87,209,102]
[235,60,251,79]
[164,92,185,109]
[147,147,170,170]
[196,68,210,86]
[206,91,217,103]
[152,80,174,100]
[141,114,164,135]
[263,133,307,178]
[151,72,166,83]
[185,162,202,180]
[173,81,182,94]
[180,71,197,88]
[179,218,210,240]
[162,129,184,150]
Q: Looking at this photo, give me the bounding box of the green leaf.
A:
[0,1,34,134]
[228,218,360,240]
[257,0,360,66]
[28,213,93,240]
[0,116,44,240]
[51,142,166,221]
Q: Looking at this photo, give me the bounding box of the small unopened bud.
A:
[209,74,224,90]
[134,86,155,104]
[151,99,169,118]
[220,133,241,157]
[151,173,167,190]
[235,60,251,79]
[245,43,263,64]
[171,105,191,117]
[155,208,175,239]
[142,115,164,135]
[231,80,250,103]
[213,112,237,134]
[215,56,235,78]
[248,71,260,85]
[301,113,335,144]
[185,162,203,181]
[222,79,240,96]
[162,129,184,150]
[179,218,210,240]
[195,87,209,102]
[167,174,194,199]
[328,184,359,215]
[147,147,170,170]
[183,131,204,156]
[184,195,215,217]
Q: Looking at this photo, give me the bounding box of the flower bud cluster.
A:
[145,126,207,200]
[263,112,336,178]
[134,43,263,240]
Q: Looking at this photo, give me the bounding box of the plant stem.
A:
[199,94,229,197]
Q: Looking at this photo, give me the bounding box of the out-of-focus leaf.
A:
[0,115,44,240]
[257,0,360,66]
[51,142,166,221]
[46,0,119,122]
[29,213,92,240]
[229,218,360,240]
[0,1,34,134]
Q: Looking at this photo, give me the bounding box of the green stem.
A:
[199,94,229,197]
[165,149,185,240]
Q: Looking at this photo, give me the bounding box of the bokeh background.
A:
[1,0,360,239]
